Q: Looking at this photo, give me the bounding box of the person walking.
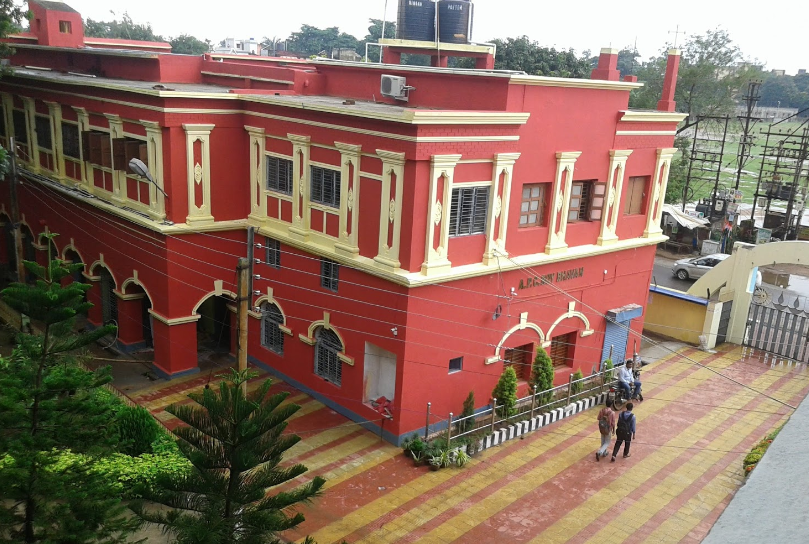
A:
[611,402,636,462]
[595,399,616,461]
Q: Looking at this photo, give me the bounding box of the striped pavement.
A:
[127,344,809,544]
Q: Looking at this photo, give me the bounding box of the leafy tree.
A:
[170,34,210,55]
[83,13,164,42]
[459,390,475,433]
[489,36,591,78]
[357,18,396,57]
[529,345,554,403]
[616,47,640,79]
[665,136,691,204]
[0,233,135,543]
[133,368,325,544]
[492,366,518,418]
[0,0,28,61]
[571,369,584,395]
[286,24,359,58]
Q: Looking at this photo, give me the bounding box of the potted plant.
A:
[428,455,443,471]
[438,449,453,469]
[411,450,424,467]
[455,449,471,468]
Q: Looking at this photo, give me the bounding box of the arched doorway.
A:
[196,295,233,353]
[99,267,118,325]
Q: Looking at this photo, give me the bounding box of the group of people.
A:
[595,360,642,462]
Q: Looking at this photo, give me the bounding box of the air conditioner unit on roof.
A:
[381,74,415,102]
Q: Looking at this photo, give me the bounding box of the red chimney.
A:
[657,48,681,112]
[590,48,620,81]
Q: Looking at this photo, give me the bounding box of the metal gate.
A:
[716,301,733,344]
[745,296,809,362]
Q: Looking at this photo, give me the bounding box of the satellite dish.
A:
[128,158,168,198]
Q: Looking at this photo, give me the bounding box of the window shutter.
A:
[81,130,91,161]
[449,188,460,236]
[472,187,489,233]
[267,157,279,191]
[112,138,127,171]
[138,142,149,166]
[310,166,323,203]
[280,159,291,193]
[99,135,112,168]
[125,141,141,166]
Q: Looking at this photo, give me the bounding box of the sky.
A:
[41,0,808,75]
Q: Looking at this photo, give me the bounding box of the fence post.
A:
[425,402,431,440]
[566,373,573,405]
[446,412,453,448]
[529,385,537,420]
[490,398,497,433]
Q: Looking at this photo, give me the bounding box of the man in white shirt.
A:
[618,361,641,400]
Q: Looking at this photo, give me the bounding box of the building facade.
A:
[0,2,684,442]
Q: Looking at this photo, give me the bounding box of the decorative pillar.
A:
[21,97,38,172]
[421,154,461,276]
[72,107,90,187]
[104,114,125,205]
[183,124,215,225]
[545,151,582,255]
[597,149,633,246]
[116,292,146,348]
[374,149,406,271]
[483,152,521,265]
[149,314,200,378]
[288,134,311,241]
[44,101,62,179]
[657,49,682,112]
[141,120,166,220]
[0,93,12,146]
[643,147,678,238]
[335,142,362,257]
[246,125,267,221]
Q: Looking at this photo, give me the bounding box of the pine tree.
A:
[530,346,555,404]
[0,233,136,543]
[459,390,475,434]
[492,367,518,419]
[133,368,326,544]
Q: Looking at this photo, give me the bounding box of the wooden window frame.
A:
[112,136,148,172]
[12,109,28,145]
[519,184,547,228]
[61,121,81,160]
[81,130,113,168]
[34,114,52,151]
[624,176,648,215]
[449,185,489,237]
[568,180,606,222]
[59,20,72,34]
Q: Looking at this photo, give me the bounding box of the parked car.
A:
[672,253,730,280]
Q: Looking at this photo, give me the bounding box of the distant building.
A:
[213,37,260,56]
[771,69,786,77]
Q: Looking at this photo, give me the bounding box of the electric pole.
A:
[236,257,250,393]
[8,136,25,282]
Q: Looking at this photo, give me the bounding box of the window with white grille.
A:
[260,302,284,355]
[321,258,339,291]
[264,237,280,269]
[314,327,343,386]
[449,186,489,236]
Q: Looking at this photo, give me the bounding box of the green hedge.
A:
[742,424,784,476]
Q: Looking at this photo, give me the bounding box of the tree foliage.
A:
[0,0,27,66]
[459,390,475,434]
[759,72,809,113]
[287,24,360,58]
[665,136,691,204]
[133,368,325,544]
[529,346,555,398]
[490,36,591,78]
[0,233,134,544]
[170,34,210,55]
[492,366,518,418]
[84,13,164,42]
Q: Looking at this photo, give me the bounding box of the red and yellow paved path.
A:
[128,344,809,544]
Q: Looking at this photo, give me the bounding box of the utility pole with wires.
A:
[7,136,25,282]
[235,226,255,393]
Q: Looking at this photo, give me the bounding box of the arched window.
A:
[314,327,343,386]
[260,302,284,355]
[99,268,118,325]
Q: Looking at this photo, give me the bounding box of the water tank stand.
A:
[375,38,495,70]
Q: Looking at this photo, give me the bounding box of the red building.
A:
[0,1,684,443]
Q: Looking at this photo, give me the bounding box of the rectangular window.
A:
[549,333,574,367]
[81,130,112,168]
[320,258,339,291]
[449,186,489,236]
[519,184,546,228]
[59,20,72,34]
[568,181,606,222]
[34,116,52,150]
[12,110,28,145]
[503,344,532,380]
[264,237,280,268]
[61,122,80,159]
[310,166,341,208]
[266,156,293,194]
[112,137,147,171]
[624,176,647,215]
[448,356,463,373]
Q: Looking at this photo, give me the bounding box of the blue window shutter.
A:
[601,318,630,366]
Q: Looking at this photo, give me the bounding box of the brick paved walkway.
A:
[128,343,809,544]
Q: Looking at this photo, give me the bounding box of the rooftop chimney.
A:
[657,48,681,112]
[590,48,620,81]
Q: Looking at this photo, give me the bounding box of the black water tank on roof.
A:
[437,0,473,44]
[397,0,436,42]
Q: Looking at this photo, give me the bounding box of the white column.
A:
[21,97,38,172]
[335,142,362,257]
[545,151,582,255]
[643,147,678,238]
[183,123,216,225]
[72,107,90,188]
[421,154,461,276]
[483,152,520,265]
[374,149,406,271]
[141,120,166,220]
[288,134,311,241]
[245,125,267,221]
[105,113,125,205]
[597,149,633,246]
[44,101,62,180]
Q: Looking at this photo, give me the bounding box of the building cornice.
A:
[619,110,688,123]
[510,75,643,91]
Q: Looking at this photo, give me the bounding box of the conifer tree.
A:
[530,346,555,403]
[133,368,326,544]
[0,233,136,543]
[492,366,518,419]
[459,390,475,434]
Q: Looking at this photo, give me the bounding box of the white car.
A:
[672,253,730,280]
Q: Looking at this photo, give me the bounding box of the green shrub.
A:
[571,370,584,395]
[492,366,518,419]
[114,405,162,456]
[530,346,555,404]
[459,391,475,434]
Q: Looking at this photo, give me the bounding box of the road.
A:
[651,256,693,291]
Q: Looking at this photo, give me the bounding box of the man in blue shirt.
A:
[611,402,636,461]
